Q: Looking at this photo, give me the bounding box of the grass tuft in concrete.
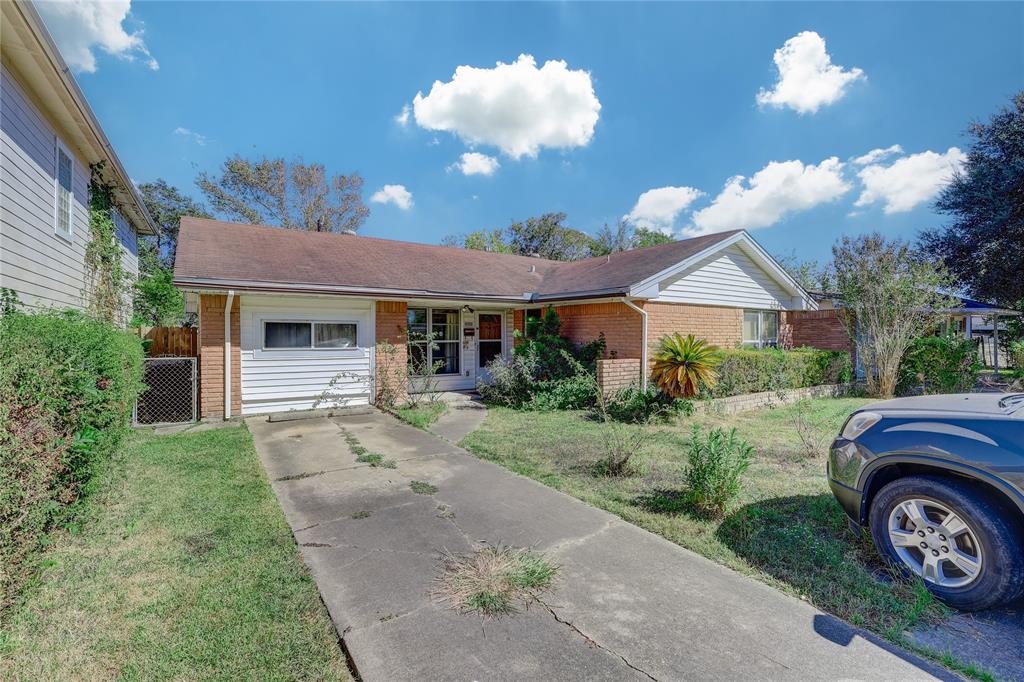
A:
[409,480,438,495]
[351,511,372,520]
[394,400,448,430]
[434,545,557,617]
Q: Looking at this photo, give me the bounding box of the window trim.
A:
[261,319,359,351]
[407,306,462,376]
[742,309,780,348]
[53,139,74,241]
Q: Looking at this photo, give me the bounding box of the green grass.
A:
[410,480,438,495]
[394,400,448,430]
[461,399,952,639]
[0,426,351,681]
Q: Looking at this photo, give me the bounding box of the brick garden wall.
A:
[198,293,241,418]
[788,309,853,352]
[375,301,408,405]
[596,358,642,395]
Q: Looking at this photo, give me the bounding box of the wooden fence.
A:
[141,326,198,357]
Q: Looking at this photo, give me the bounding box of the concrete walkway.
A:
[429,391,487,443]
[248,410,957,682]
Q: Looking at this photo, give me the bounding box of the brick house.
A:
[174,217,824,418]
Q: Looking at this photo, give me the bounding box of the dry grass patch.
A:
[434,545,557,617]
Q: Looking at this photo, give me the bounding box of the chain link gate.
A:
[134,357,197,426]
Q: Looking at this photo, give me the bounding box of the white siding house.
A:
[0,2,155,317]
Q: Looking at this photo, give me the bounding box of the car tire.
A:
[869,474,1024,611]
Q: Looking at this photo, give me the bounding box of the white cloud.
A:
[624,186,704,232]
[412,54,601,159]
[756,31,864,114]
[688,157,851,235]
[854,147,966,214]
[370,184,413,211]
[36,0,158,73]
[174,127,206,146]
[852,144,903,166]
[394,104,411,127]
[449,152,500,177]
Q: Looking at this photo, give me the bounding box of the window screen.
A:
[315,323,356,348]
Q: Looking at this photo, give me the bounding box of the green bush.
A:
[515,305,605,380]
[897,335,982,395]
[604,383,693,424]
[1010,340,1024,376]
[478,351,539,407]
[684,426,752,517]
[528,374,598,411]
[707,347,852,399]
[1,309,144,608]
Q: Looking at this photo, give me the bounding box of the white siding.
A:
[239,294,373,415]
[652,244,793,309]
[0,63,138,314]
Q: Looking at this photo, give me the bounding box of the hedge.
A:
[897,335,981,395]
[1,309,144,609]
[707,347,853,399]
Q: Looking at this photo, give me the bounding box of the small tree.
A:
[832,233,953,398]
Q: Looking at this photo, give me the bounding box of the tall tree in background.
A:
[443,213,595,261]
[138,179,211,267]
[832,233,953,398]
[632,227,674,249]
[920,92,1024,308]
[591,220,634,256]
[196,155,369,233]
[774,251,834,292]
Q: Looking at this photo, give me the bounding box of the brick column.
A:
[374,301,408,405]
[199,293,241,419]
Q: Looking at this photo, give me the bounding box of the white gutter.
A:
[621,298,648,390]
[224,290,235,419]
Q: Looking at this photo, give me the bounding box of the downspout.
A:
[224,290,235,419]
[621,298,648,390]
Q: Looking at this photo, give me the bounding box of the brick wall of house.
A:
[199,293,241,419]
[643,302,743,362]
[375,301,408,404]
[549,301,643,359]
[513,309,525,347]
[596,358,642,395]
[788,309,853,352]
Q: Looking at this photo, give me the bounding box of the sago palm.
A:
[650,334,720,398]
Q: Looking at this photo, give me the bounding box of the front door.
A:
[477,312,504,383]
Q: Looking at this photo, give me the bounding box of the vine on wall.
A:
[84,162,130,325]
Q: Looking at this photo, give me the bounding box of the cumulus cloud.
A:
[854,147,966,214]
[687,157,851,235]
[412,54,601,159]
[174,127,206,146]
[370,184,413,211]
[756,31,864,114]
[624,186,704,232]
[852,144,903,166]
[36,0,158,73]
[394,104,411,127]
[449,152,500,177]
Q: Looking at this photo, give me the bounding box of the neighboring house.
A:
[173,217,833,418]
[0,0,156,318]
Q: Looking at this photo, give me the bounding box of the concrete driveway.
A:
[249,410,957,681]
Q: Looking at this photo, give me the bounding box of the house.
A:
[0,1,156,318]
[173,217,836,418]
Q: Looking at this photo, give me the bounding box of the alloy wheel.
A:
[887,498,983,588]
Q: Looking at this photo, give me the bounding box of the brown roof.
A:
[173,217,741,302]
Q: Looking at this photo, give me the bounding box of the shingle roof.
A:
[173,217,741,301]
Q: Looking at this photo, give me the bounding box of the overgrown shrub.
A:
[478,351,539,407]
[1008,340,1024,376]
[527,373,598,411]
[0,309,144,609]
[515,306,605,380]
[897,335,982,395]
[684,426,752,517]
[708,347,852,399]
[605,383,693,424]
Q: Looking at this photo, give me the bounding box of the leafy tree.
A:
[506,213,594,261]
[591,220,634,256]
[920,91,1024,308]
[774,251,834,291]
[442,228,515,253]
[196,155,369,233]
[138,179,211,267]
[132,242,185,326]
[632,227,674,249]
[832,233,953,398]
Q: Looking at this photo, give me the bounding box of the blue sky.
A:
[40,1,1023,261]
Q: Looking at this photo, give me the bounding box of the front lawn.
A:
[0,426,351,681]
[461,398,949,641]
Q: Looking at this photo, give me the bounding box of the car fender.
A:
[858,453,1024,520]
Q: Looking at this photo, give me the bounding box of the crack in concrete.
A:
[545,518,618,555]
[538,598,660,681]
